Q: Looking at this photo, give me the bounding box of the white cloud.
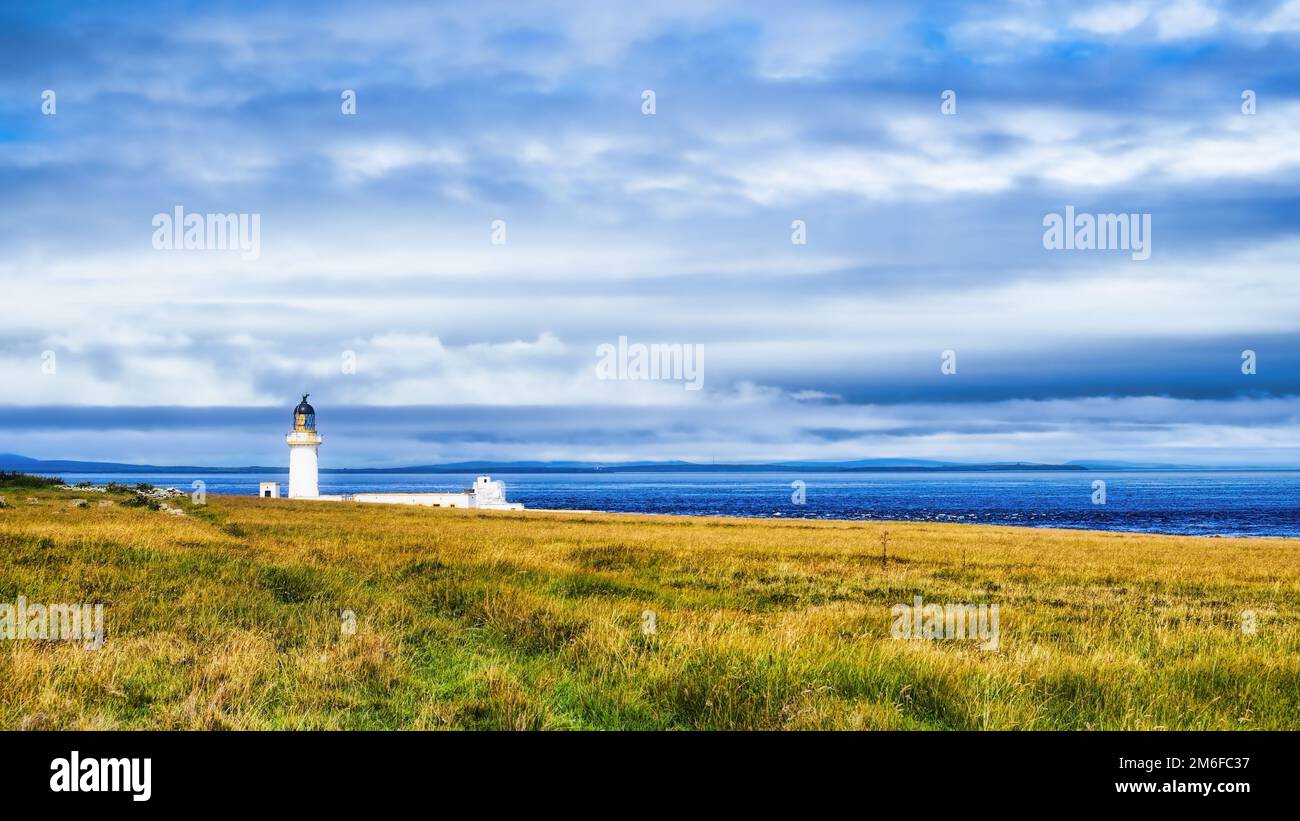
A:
[1070,4,1151,35]
[326,141,465,182]
[716,102,1300,203]
[5,0,1300,467]
[1154,0,1220,40]
[1254,0,1300,33]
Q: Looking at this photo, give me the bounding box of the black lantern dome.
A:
[293,393,316,432]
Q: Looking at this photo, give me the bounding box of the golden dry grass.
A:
[1,484,1297,730]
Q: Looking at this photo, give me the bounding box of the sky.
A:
[2,0,1300,467]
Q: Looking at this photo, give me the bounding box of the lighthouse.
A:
[260,392,522,509]
[286,394,321,498]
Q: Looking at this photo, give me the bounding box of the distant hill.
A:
[1067,460,1206,470]
[0,452,1088,474]
[0,454,282,473]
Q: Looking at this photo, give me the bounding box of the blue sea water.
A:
[49,470,1300,538]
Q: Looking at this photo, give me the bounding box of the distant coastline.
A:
[0,453,1099,474]
[9,452,1300,476]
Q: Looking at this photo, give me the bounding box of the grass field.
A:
[1,480,1297,730]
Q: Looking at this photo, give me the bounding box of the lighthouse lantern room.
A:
[286,393,322,498]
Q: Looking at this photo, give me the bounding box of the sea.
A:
[48,470,1300,538]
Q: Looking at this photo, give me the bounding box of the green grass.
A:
[0,483,1297,730]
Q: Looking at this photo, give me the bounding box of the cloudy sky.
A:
[3,0,1300,467]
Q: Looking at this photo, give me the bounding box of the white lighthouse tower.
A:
[286,394,321,498]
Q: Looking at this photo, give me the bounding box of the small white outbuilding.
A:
[351,476,523,510]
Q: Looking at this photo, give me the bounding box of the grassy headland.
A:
[1,480,1296,730]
